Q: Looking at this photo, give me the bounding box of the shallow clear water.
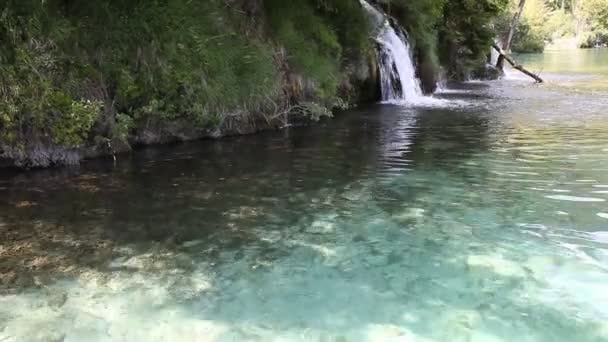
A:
[1,55,608,341]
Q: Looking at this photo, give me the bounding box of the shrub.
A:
[512,20,546,53]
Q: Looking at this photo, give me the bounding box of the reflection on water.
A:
[1,80,608,341]
[517,48,608,74]
[515,48,608,90]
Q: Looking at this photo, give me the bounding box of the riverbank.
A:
[1,0,512,169]
[0,0,379,168]
[0,111,322,169]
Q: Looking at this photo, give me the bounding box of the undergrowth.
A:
[0,0,371,158]
[1,0,511,165]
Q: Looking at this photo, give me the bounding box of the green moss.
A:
[0,0,513,158]
[264,0,371,104]
[1,0,285,151]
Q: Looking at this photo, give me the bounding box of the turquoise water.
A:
[1,63,608,340]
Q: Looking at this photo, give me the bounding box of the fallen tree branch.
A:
[497,0,526,70]
[492,43,544,83]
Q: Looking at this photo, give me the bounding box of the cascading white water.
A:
[376,24,424,103]
[490,47,499,66]
[490,41,517,79]
[360,0,425,104]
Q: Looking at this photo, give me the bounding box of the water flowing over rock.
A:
[360,0,425,103]
[376,24,425,103]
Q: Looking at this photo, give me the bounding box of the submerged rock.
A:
[392,208,425,223]
[181,240,204,248]
[470,64,501,81]
[307,220,336,234]
[108,255,148,270]
[45,291,68,309]
[523,256,558,281]
[439,309,482,342]
[466,254,526,278]
[364,324,432,341]
[306,214,339,234]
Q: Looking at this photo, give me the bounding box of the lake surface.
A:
[514,48,608,90]
[1,51,608,341]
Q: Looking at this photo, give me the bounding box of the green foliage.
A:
[106,0,282,125]
[375,0,510,82]
[265,0,340,99]
[577,0,608,47]
[0,8,98,148]
[263,0,371,104]
[0,0,531,159]
[383,0,447,81]
[113,113,134,141]
[511,21,546,52]
[545,10,576,38]
[578,30,608,48]
[501,0,608,52]
[1,0,375,155]
[439,0,509,78]
[494,2,549,54]
[1,0,283,150]
[49,99,101,146]
[499,0,575,52]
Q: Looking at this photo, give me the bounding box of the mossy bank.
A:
[1,0,508,168]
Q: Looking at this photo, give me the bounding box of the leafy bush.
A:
[545,10,576,39]
[49,99,102,146]
[577,0,608,48]
[512,20,546,53]
[1,0,377,157]
[578,30,608,48]
[497,0,608,52]
[0,0,522,163]
[1,0,283,152]
[439,0,509,78]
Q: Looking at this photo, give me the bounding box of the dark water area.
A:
[1,66,608,340]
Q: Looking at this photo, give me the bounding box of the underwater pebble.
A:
[544,195,605,202]
[182,240,204,248]
[307,220,336,234]
[467,255,526,278]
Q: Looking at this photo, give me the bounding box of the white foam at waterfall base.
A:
[361,0,469,108]
[385,95,472,108]
[376,26,470,108]
[488,43,527,81]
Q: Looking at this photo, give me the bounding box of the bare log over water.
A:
[492,43,544,83]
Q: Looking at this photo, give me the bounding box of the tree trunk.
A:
[492,43,543,83]
[497,0,526,70]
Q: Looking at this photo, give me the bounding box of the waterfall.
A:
[490,43,518,79]
[490,47,499,66]
[376,25,424,102]
[360,0,425,104]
